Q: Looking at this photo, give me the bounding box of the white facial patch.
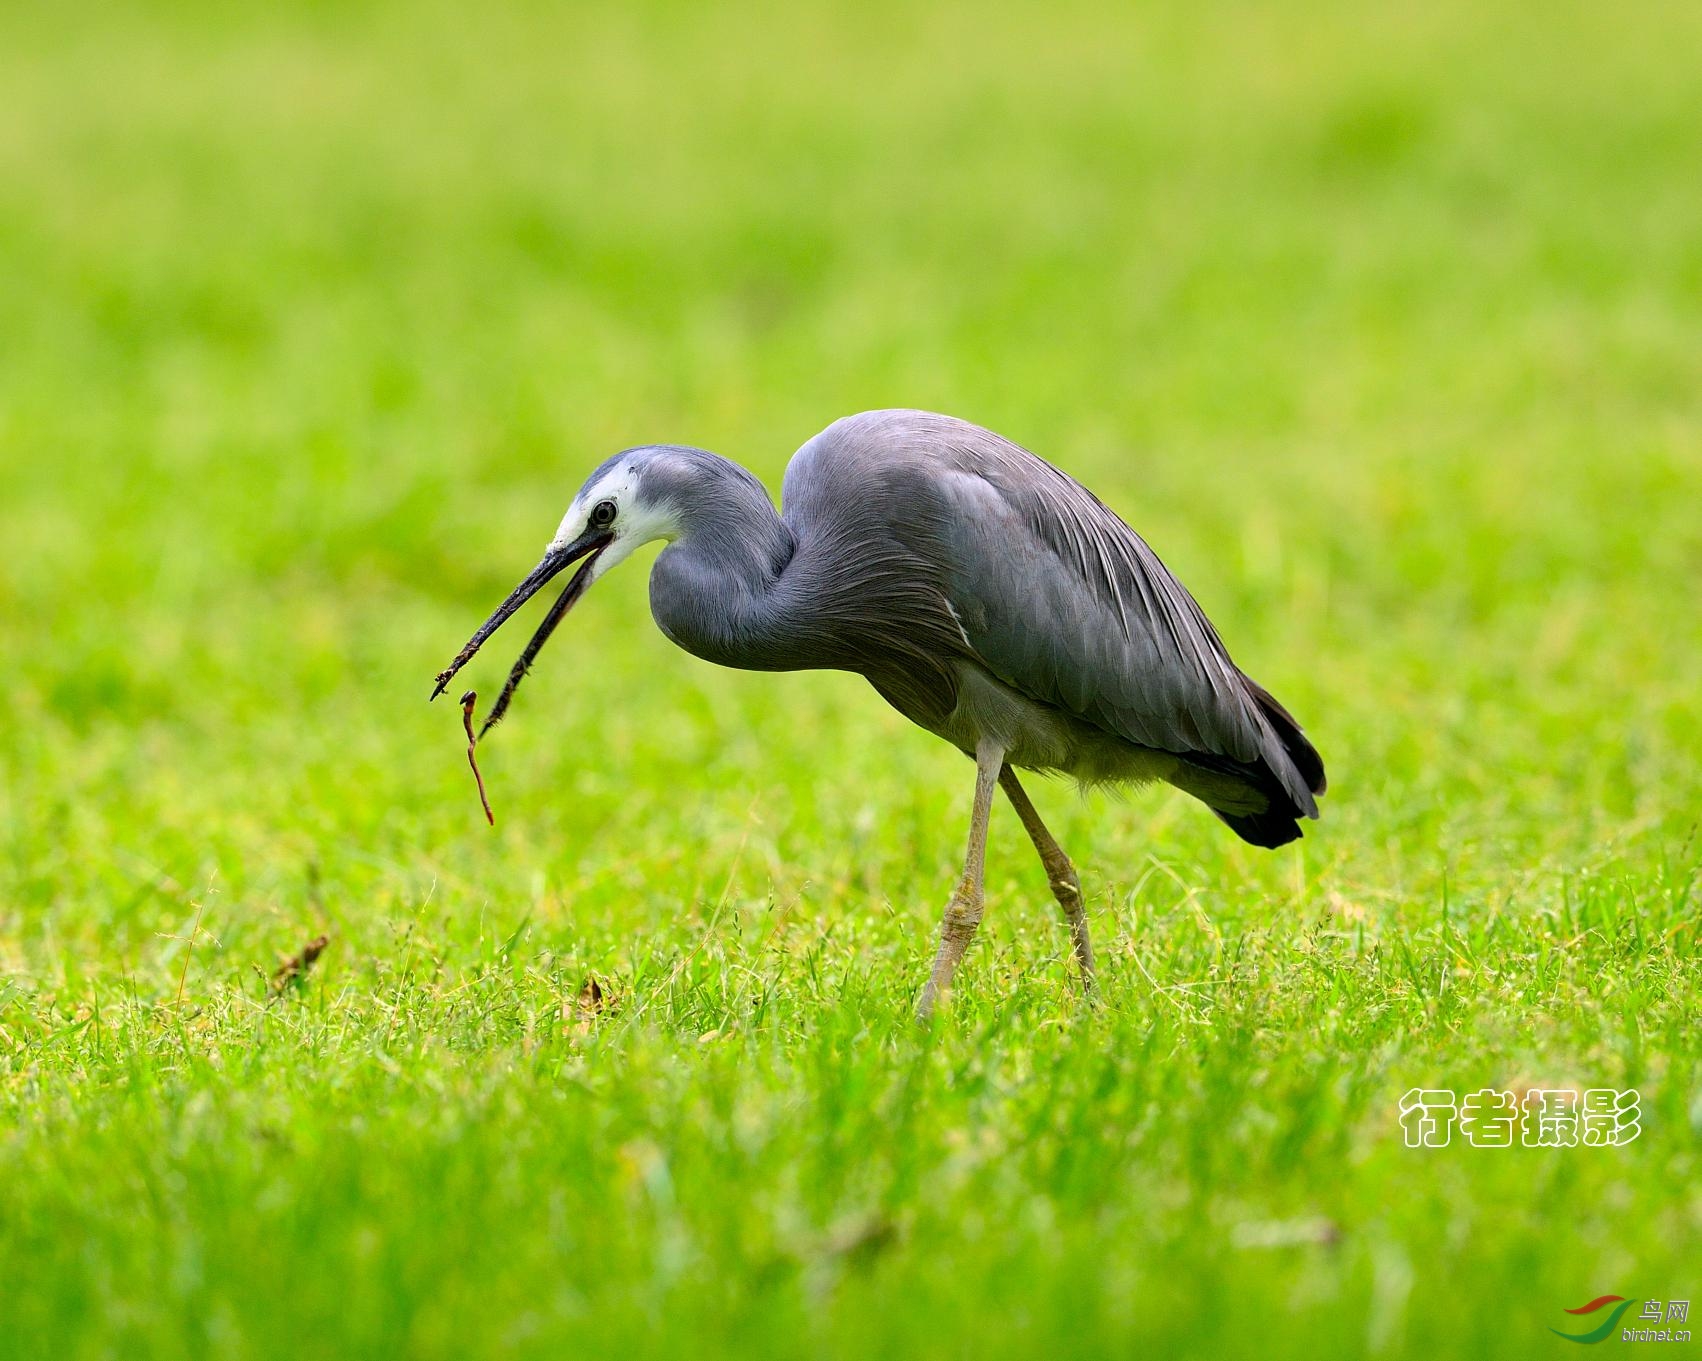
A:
[550,460,683,580]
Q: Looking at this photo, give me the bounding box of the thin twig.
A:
[460,690,495,826]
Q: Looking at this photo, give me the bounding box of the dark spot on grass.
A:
[270,935,329,995]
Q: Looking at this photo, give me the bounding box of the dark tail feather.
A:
[1175,748,1314,847]
[1214,806,1305,849]
[1243,677,1327,798]
[1185,678,1326,849]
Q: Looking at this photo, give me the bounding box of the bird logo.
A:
[1550,1295,1633,1344]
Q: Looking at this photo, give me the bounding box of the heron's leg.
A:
[916,738,1004,1022]
[998,766,1096,994]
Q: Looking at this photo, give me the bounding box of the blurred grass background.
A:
[1,1,1699,1357]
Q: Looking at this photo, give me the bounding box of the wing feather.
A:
[813,411,1319,816]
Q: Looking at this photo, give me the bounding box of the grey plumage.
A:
[433,409,1326,1014]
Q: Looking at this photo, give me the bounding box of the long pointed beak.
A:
[430,528,613,719]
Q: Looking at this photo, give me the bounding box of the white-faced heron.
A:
[432,410,1326,1018]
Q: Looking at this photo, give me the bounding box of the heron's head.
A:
[429,447,688,730]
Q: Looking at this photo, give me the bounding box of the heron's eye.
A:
[590,499,617,529]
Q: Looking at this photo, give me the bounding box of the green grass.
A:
[3,1,1701,1356]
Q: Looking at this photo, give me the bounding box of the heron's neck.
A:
[647,461,803,670]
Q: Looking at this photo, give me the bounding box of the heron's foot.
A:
[915,880,984,1024]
